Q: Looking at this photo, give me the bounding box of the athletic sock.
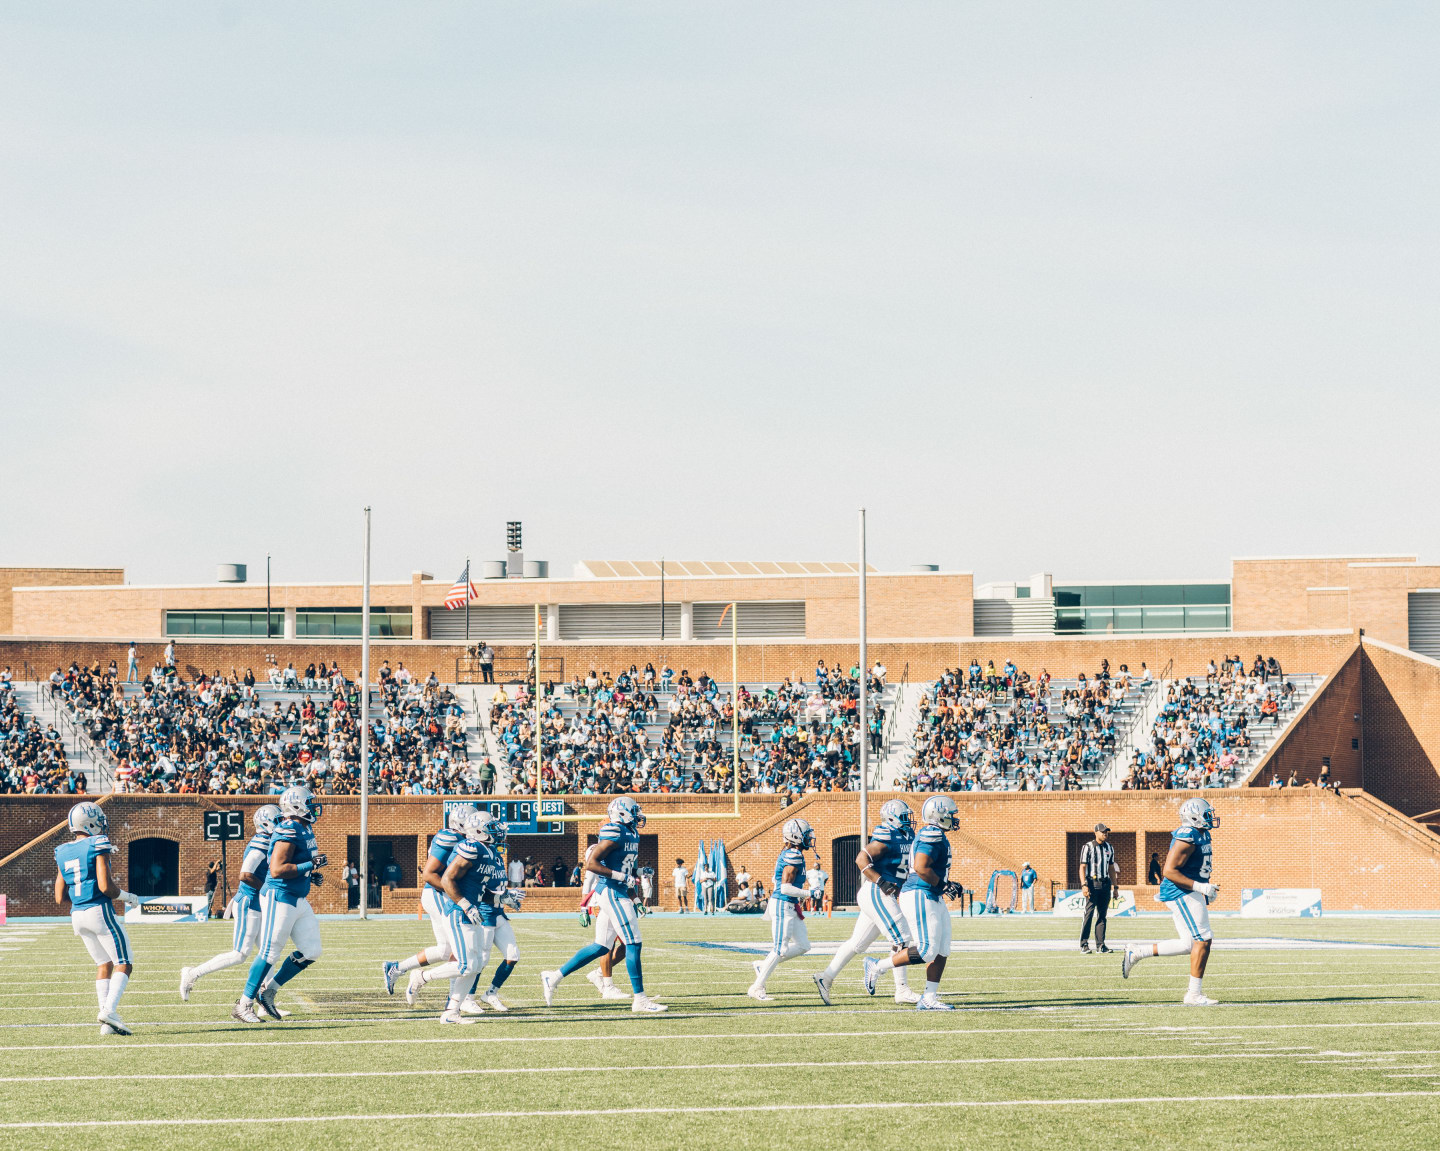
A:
[924,980,940,997]
[242,954,272,1000]
[446,978,468,1013]
[1188,975,1203,996]
[893,967,909,989]
[754,951,783,988]
[192,950,245,979]
[559,943,610,978]
[421,962,461,985]
[490,960,516,991]
[624,942,645,995]
[95,979,109,1009]
[821,942,859,982]
[103,972,129,1015]
[399,945,447,974]
[271,953,312,987]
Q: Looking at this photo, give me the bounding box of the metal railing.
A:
[455,655,564,685]
[28,675,114,792]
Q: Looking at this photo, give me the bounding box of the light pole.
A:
[359,507,372,919]
[858,508,869,837]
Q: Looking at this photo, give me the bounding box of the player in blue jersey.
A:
[383,803,473,1007]
[1122,797,1222,1005]
[54,802,142,1035]
[180,804,281,1001]
[437,810,527,1020]
[748,819,820,1001]
[233,785,326,1023]
[864,795,962,1010]
[813,798,920,1004]
[540,796,667,1013]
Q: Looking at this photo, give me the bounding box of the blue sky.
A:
[3,3,1437,586]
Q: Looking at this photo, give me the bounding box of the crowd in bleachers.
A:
[0,669,89,795]
[898,658,1142,792]
[495,660,883,797]
[1122,653,1294,790]
[49,656,484,796]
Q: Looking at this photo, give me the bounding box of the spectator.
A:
[1019,861,1037,913]
[204,860,222,917]
[672,858,690,913]
[552,856,568,887]
[343,860,359,909]
[480,643,495,684]
[382,858,402,891]
[1146,851,1163,885]
[126,642,139,683]
[508,854,525,888]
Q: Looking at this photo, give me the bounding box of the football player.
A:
[864,794,960,1010]
[748,818,818,1002]
[450,809,524,1012]
[1122,797,1221,1005]
[435,809,506,1023]
[181,804,281,1000]
[383,803,471,1006]
[234,785,325,1023]
[540,796,666,1013]
[578,868,630,1000]
[54,802,142,1035]
[813,798,920,1005]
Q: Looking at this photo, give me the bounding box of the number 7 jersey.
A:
[55,835,112,909]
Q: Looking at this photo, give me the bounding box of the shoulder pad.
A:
[1174,826,1200,843]
[782,848,804,865]
[870,825,893,842]
[598,822,623,840]
[456,840,478,859]
[92,835,113,853]
[917,826,946,843]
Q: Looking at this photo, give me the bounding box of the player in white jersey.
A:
[813,798,920,1004]
[540,796,667,1013]
[748,819,820,1002]
[180,805,281,1000]
[1121,797,1222,1005]
[54,802,142,1035]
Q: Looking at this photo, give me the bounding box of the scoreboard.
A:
[442,798,565,836]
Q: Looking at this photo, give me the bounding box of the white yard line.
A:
[4,1090,1440,1128]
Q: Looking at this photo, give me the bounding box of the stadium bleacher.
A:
[0,669,90,795]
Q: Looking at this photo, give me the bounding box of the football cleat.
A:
[812,973,833,1005]
[600,983,631,1000]
[383,961,401,996]
[459,997,486,1015]
[894,987,922,1005]
[406,969,424,1007]
[540,970,562,1007]
[916,995,954,1011]
[439,1010,477,1024]
[1121,950,1140,979]
[862,956,880,996]
[1097,945,1114,955]
[232,1001,263,1024]
[179,967,196,1002]
[747,984,773,1002]
[1183,992,1220,1006]
[631,994,668,1013]
[480,990,509,1012]
[97,1010,131,1035]
[752,959,764,981]
[256,985,284,1021]
[586,969,608,996]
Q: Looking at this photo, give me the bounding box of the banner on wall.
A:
[1052,888,1137,917]
[123,895,210,924]
[1241,889,1322,917]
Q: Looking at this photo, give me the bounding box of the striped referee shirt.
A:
[1080,840,1115,884]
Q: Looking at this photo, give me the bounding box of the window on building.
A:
[1054,584,1230,634]
[165,611,284,638]
[296,608,412,638]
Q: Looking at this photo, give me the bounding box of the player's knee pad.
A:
[290,948,318,968]
[503,942,521,964]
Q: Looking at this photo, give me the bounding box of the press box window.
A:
[296,607,412,638]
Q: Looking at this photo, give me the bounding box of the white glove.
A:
[463,903,483,925]
[1193,882,1217,900]
[119,891,142,908]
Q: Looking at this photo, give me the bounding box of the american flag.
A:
[445,564,477,610]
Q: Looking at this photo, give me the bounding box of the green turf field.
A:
[2,911,1438,1149]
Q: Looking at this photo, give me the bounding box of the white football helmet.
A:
[447,803,478,832]
[68,801,107,836]
[464,809,499,844]
[254,804,282,835]
[1179,797,1220,830]
[879,798,913,830]
[279,784,320,822]
[782,817,815,849]
[608,796,644,828]
[921,794,959,830]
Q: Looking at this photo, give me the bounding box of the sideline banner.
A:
[1241,888,1322,917]
[0,894,6,925]
[124,895,211,924]
[1052,888,1137,917]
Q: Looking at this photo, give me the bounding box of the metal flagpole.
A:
[732,601,740,816]
[534,603,542,800]
[359,506,372,920]
[465,557,470,643]
[858,508,868,838]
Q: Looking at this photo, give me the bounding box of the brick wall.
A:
[1231,556,1414,632]
[0,629,1357,689]
[1360,640,1440,818]
[0,568,124,636]
[1246,644,1365,789]
[6,786,1439,917]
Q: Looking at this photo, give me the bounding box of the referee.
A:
[1079,823,1116,954]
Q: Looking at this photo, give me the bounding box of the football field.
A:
[2,911,1438,1150]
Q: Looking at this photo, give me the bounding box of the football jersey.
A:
[867,822,915,886]
[428,827,462,870]
[902,825,952,898]
[595,821,639,895]
[451,839,509,923]
[237,832,272,908]
[1158,826,1213,902]
[772,847,807,903]
[54,835,112,910]
[262,817,319,904]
